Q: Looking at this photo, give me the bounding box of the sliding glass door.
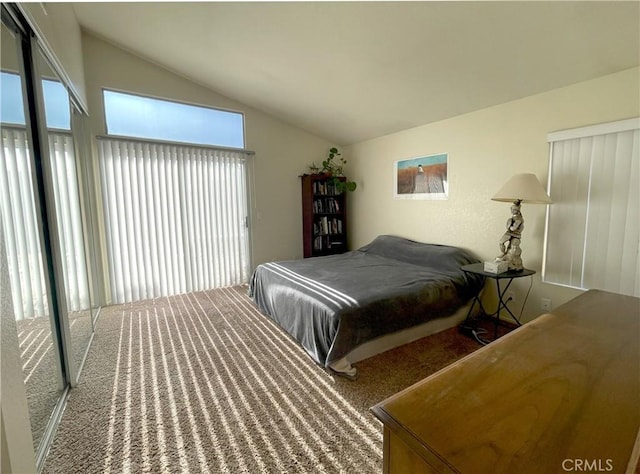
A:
[98,138,250,304]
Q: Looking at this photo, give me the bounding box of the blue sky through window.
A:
[42,79,71,129]
[0,71,70,129]
[103,90,245,148]
[1,72,26,125]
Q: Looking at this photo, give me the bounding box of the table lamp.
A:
[486,173,552,272]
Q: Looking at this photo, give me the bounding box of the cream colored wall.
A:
[1,226,37,474]
[346,67,640,321]
[20,2,87,109]
[81,33,333,270]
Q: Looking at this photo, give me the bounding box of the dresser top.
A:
[371,290,640,474]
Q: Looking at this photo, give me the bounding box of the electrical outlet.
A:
[506,291,516,304]
[541,298,552,312]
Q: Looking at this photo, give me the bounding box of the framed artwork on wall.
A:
[394,153,448,200]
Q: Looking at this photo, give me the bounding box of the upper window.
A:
[103,89,245,148]
[0,71,70,129]
[0,71,25,125]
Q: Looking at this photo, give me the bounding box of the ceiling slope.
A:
[73,1,640,145]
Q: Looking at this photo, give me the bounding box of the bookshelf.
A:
[301,174,348,258]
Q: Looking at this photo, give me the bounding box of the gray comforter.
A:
[248,235,484,369]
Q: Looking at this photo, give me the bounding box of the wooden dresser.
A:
[371,290,640,473]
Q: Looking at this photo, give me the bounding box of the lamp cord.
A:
[516,275,534,323]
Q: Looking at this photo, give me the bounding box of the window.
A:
[0,71,25,125]
[42,79,71,130]
[0,72,70,129]
[99,90,251,304]
[103,89,244,148]
[543,118,639,297]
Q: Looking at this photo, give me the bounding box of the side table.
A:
[460,263,535,344]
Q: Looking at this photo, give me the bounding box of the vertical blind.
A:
[98,137,250,304]
[544,118,639,296]
[0,127,90,319]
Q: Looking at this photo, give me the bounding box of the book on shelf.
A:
[313,236,346,252]
[314,216,343,236]
[313,179,342,196]
[313,197,341,214]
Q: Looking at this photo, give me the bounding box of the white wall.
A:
[346,67,640,321]
[80,33,334,271]
[1,225,37,474]
[19,2,87,109]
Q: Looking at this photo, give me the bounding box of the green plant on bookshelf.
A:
[313,147,357,192]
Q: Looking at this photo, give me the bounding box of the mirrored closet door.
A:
[35,46,98,384]
[1,13,66,456]
[1,5,100,469]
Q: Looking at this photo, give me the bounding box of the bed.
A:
[248,235,484,378]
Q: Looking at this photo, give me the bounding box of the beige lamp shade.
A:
[492,173,552,204]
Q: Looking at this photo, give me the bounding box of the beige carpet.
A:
[43,286,481,473]
[16,310,92,452]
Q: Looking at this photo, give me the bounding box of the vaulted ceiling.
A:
[73,2,640,145]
